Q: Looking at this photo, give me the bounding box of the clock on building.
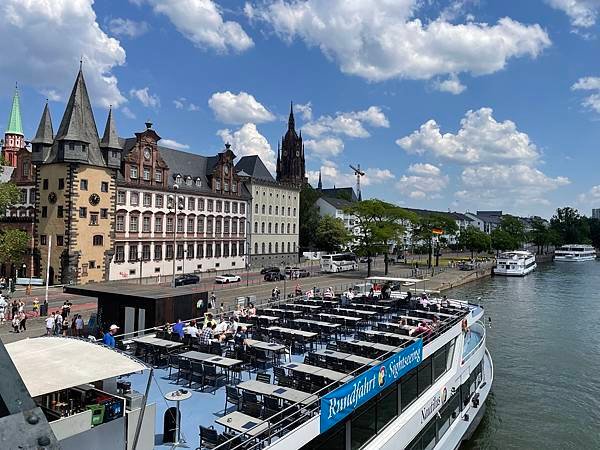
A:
[143,147,151,160]
[89,193,100,206]
[48,192,57,204]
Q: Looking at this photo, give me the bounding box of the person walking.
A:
[12,315,20,333]
[41,299,48,317]
[45,313,55,336]
[75,315,84,337]
[32,298,39,317]
[54,312,62,336]
[0,295,7,324]
[18,311,27,332]
[11,300,18,321]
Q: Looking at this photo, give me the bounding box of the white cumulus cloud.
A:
[577,184,600,203]
[432,74,467,95]
[295,102,313,120]
[174,97,200,112]
[130,87,160,108]
[304,106,389,139]
[209,91,275,124]
[546,0,600,28]
[307,161,394,189]
[218,123,276,173]
[572,76,600,113]
[141,0,253,53]
[304,137,344,158]
[397,164,448,200]
[0,0,126,107]
[107,18,149,38]
[161,138,190,150]
[248,0,550,84]
[396,107,539,164]
[408,163,442,177]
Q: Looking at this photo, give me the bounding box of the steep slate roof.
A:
[6,87,23,135]
[31,103,54,145]
[320,196,352,210]
[51,69,105,166]
[235,155,275,182]
[100,107,121,149]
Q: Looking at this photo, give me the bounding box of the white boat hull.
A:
[555,255,596,262]
[494,263,536,276]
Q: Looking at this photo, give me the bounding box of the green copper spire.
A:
[6,84,23,136]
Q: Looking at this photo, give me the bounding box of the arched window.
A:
[93,235,103,246]
[268,243,272,254]
[287,223,291,234]
[275,206,279,215]
[269,205,272,215]
[281,222,285,233]
[282,242,285,253]
[255,204,259,213]
[275,223,279,234]
[293,224,296,234]
[287,242,291,253]
[261,222,265,233]
[262,205,266,214]
[268,223,272,233]
[275,242,279,253]
[254,242,259,254]
[261,243,266,254]
[254,222,258,233]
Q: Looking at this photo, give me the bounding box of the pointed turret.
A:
[6,85,23,136]
[100,107,122,168]
[54,68,105,166]
[317,170,322,190]
[32,102,54,145]
[2,85,25,167]
[288,101,295,130]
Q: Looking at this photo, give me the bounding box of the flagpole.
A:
[44,237,52,305]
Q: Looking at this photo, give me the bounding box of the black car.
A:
[260,267,280,274]
[174,274,200,286]
[264,271,286,281]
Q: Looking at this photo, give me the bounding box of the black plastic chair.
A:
[189,361,205,388]
[168,354,180,379]
[242,390,258,406]
[273,367,285,384]
[176,359,191,385]
[256,372,271,384]
[224,385,241,413]
[199,425,218,449]
[241,400,262,418]
[263,395,279,410]
[203,364,226,391]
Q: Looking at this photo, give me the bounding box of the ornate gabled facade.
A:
[276,103,307,185]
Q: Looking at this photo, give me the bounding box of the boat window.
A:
[433,347,447,381]
[418,358,433,395]
[446,339,456,371]
[400,368,418,411]
[377,386,398,431]
[422,420,437,450]
[351,404,376,450]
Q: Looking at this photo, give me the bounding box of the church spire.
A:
[288,101,295,130]
[6,84,23,136]
[100,106,121,149]
[31,102,54,145]
[317,170,322,190]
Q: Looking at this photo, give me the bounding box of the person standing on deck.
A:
[102,324,119,347]
[45,313,55,336]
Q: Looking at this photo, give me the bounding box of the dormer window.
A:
[155,170,162,183]
[175,174,182,185]
[224,181,229,192]
[216,179,221,190]
[195,178,201,187]
[130,166,138,179]
[186,176,192,187]
[232,182,237,193]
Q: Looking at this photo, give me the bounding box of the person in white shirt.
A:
[215,319,230,334]
[186,320,199,338]
[75,315,84,337]
[0,296,7,324]
[45,313,55,336]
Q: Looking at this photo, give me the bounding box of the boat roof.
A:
[499,251,532,256]
[6,337,148,397]
[366,276,425,283]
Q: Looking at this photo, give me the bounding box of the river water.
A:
[453,261,600,450]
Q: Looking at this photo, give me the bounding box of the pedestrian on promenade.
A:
[45,313,55,336]
[12,315,20,333]
[210,292,216,309]
[11,300,18,321]
[18,300,24,315]
[41,299,48,317]
[75,315,84,337]
[61,302,69,322]
[102,324,119,348]
[54,312,62,336]
[0,295,7,324]
[32,298,39,317]
[70,316,77,336]
[19,311,26,332]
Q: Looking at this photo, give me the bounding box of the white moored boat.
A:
[495,250,536,276]
[554,244,596,262]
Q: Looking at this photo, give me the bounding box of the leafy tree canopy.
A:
[314,215,352,253]
[0,229,29,264]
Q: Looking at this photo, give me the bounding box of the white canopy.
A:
[365,276,427,283]
[6,337,148,397]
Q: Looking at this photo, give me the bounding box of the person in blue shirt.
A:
[102,324,119,347]
[171,319,184,340]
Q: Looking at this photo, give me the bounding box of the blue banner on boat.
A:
[320,339,423,432]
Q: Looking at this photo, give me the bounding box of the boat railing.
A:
[214,312,468,450]
[462,321,486,364]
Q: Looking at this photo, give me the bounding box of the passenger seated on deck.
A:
[215,318,231,335]
[441,295,450,308]
[419,293,430,310]
[185,320,199,338]
[324,287,334,299]
[200,323,216,345]
[398,318,411,330]
[411,321,432,337]
[431,316,441,331]
[247,303,257,317]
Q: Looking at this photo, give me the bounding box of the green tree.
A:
[0,179,20,212]
[344,199,415,276]
[499,215,526,246]
[411,214,459,268]
[587,218,600,250]
[314,215,352,253]
[528,217,550,254]
[0,229,29,266]
[459,226,491,258]
[490,228,516,255]
[298,184,321,251]
[550,207,590,244]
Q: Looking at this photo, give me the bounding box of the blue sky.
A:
[2,0,600,218]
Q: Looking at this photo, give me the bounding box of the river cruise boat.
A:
[494,250,536,276]
[106,276,494,450]
[554,244,596,262]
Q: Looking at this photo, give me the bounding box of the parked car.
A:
[215,274,242,283]
[264,271,286,281]
[296,269,310,278]
[260,267,280,274]
[285,267,300,275]
[174,274,200,287]
[359,257,372,263]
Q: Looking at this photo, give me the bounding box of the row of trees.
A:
[0,164,30,272]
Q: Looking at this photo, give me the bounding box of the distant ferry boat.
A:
[495,250,536,276]
[554,244,596,262]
